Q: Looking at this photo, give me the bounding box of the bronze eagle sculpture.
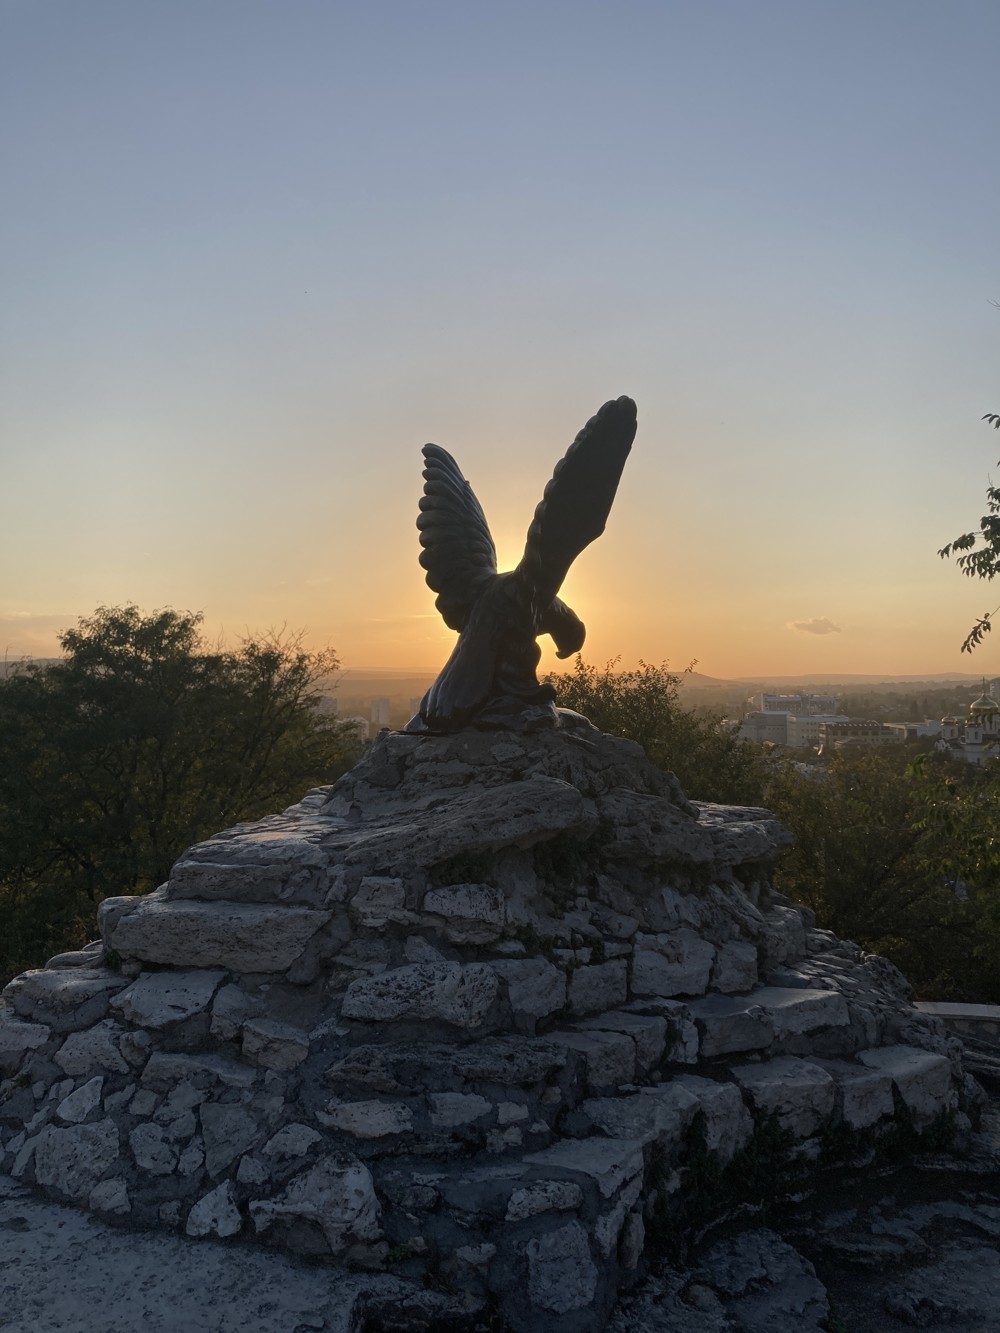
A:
[406,396,637,733]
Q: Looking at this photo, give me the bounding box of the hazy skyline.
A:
[3,1,999,679]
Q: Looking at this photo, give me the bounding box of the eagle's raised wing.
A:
[417,444,498,631]
[518,396,636,605]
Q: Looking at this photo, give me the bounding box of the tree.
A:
[938,410,1000,652]
[0,605,361,981]
[546,657,773,806]
[766,748,1000,1001]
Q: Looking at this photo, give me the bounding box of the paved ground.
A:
[3,1112,1000,1332]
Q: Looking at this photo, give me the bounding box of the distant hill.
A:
[679,670,983,691]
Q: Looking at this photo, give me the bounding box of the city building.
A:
[936,682,1000,766]
[370,697,390,729]
[739,710,848,748]
[817,719,901,754]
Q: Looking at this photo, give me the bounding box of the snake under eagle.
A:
[406,396,637,733]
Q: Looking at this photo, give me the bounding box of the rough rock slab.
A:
[752,985,851,1035]
[525,1136,645,1198]
[856,1044,954,1127]
[320,775,597,871]
[104,897,331,971]
[340,962,500,1029]
[694,1229,830,1333]
[249,1155,381,1254]
[0,1014,50,1075]
[583,1083,700,1149]
[687,992,774,1057]
[731,1055,837,1137]
[111,969,226,1028]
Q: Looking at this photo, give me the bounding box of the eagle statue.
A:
[406,396,637,733]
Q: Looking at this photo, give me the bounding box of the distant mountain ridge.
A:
[680,670,984,691]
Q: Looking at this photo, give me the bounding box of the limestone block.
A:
[130,1123,179,1175]
[5,968,128,1031]
[752,986,851,1037]
[54,1020,130,1076]
[349,878,414,929]
[686,994,774,1058]
[0,1014,50,1076]
[107,898,331,972]
[856,1044,954,1128]
[505,1179,583,1222]
[201,1103,261,1175]
[525,1136,645,1199]
[693,806,793,866]
[558,1030,635,1090]
[760,904,808,967]
[731,1056,836,1137]
[33,1118,120,1201]
[711,941,758,994]
[119,1029,152,1068]
[595,788,714,865]
[186,1181,243,1238]
[111,970,226,1029]
[671,1075,754,1162]
[568,960,628,1015]
[526,1221,599,1314]
[323,775,596,873]
[89,1176,130,1216]
[129,1089,158,1117]
[319,1099,413,1138]
[237,1154,269,1185]
[578,1011,667,1071]
[209,984,264,1042]
[166,817,333,901]
[594,1173,643,1257]
[583,1083,700,1150]
[44,943,104,970]
[427,1093,491,1129]
[632,930,716,999]
[814,1058,894,1130]
[241,1019,309,1071]
[141,1051,257,1092]
[403,936,445,964]
[491,958,566,1030]
[422,883,505,943]
[178,1139,205,1175]
[55,1076,104,1124]
[340,963,500,1030]
[262,1123,322,1158]
[249,1155,381,1254]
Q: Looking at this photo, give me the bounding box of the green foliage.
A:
[546,657,773,805]
[0,605,362,983]
[938,409,1000,652]
[767,747,1000,1001]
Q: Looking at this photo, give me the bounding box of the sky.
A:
[2,0,999,681]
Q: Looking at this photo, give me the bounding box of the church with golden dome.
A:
[937,680,1000,765]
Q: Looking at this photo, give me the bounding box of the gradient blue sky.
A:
[3,0,999,678]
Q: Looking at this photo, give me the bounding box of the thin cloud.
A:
[788,617,842,636]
